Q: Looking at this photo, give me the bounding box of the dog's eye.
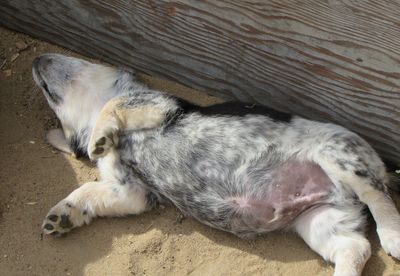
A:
[41,80,61,104]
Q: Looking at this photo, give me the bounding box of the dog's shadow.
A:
[54,200,391,276]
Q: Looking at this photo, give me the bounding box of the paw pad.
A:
[59,214,73,229]
[88,134,116,160]
[47,214,58,222]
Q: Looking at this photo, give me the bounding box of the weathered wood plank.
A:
[1,0,399,163]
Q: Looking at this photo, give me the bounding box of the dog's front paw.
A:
[378,228,400,259]
[88,126,119,160]
[42,199,91,237]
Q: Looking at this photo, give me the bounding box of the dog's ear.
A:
[46,129,72,154]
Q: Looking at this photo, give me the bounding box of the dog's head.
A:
[32,54,138,157]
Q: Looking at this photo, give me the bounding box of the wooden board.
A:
[1,0,399,163]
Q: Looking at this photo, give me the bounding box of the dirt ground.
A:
[0,27,399,276]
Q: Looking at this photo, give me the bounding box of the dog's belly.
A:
[175,160,335,237]
[227,160,334,235]
[126,140,336,237]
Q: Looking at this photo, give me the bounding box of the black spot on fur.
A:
[337,160,348,170]
[355,170,369,177]
[371,178,386,192]
[342,137,363,153]
[66,203,72,208]
[69,134,88,159]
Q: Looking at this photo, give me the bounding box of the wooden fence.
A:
[1,0,399,163]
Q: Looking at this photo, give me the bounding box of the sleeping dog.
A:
[32,54,400,276]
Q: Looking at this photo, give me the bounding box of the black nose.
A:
[32,55,62,105]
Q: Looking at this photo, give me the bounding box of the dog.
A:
[32,54,400,276]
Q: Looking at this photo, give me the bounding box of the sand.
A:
[0,27,399,276]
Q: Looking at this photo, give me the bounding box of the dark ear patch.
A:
[200,102,292,123]
[174,98,292,123]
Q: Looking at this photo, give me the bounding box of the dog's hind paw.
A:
[89,135,115,160]
[88,124,119,160]
[42,199,90,237]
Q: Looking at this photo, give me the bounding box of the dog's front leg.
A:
[41,181,150,236]
[88,96,170,160]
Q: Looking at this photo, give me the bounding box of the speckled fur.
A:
[33,54,400,276]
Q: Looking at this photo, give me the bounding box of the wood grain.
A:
[1,0,399,163]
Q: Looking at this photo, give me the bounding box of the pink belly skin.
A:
[229,160,334,233]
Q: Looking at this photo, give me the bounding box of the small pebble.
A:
[29,141,35,144]
[15,41,28,51]
[3,69,12,77]
[4,254,7,258]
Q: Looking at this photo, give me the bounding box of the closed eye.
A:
[42,81,50,94]
[41,80,62,104]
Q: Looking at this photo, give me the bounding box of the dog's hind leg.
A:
[294,205,371,276]
[88,96,170,160]
[311,131,400,260]
[41,180,151,236]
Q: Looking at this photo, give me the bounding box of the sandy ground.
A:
[0,27,399,276]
